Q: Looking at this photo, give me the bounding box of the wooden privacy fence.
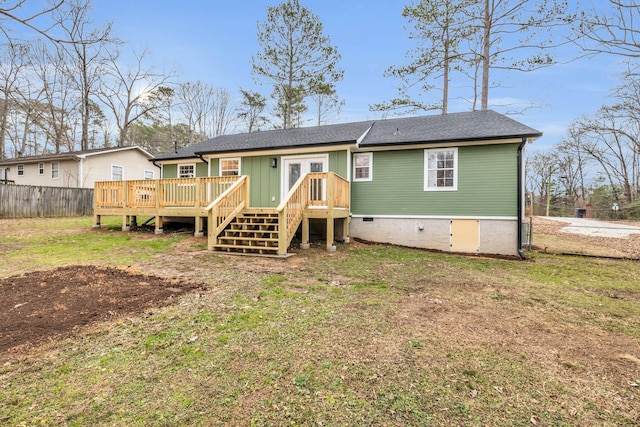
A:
[0,184,94,218]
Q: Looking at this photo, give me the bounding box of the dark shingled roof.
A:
[154,110,541,161]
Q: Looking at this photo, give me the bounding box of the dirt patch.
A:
[531,217,640,259]
[0,265,205,356]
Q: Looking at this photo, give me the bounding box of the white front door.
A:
[282,154,328,200]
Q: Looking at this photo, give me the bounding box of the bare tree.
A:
[0,41,31,159]
[0,1,65,44]
[575,0,640,58]
[175,81,235,141]
[176,81,216,141]
[98,48,175,146]
[525,151,558,215]
[211,87,235,137]
[573,108,639,204]
[54,0,113,151]
[29,40,79,153]
[557,128,593,204]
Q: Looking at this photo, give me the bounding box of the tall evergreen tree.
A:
[252,0,343,129]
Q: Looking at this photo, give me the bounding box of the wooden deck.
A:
[93,173,350,255]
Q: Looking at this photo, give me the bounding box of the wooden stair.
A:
[212,210,282,255]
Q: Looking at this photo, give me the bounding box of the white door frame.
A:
[281,153,329,201]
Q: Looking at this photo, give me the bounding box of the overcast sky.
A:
[65,1,629,151]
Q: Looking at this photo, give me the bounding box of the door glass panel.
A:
[288,163,301,190]
[310,162,323,173]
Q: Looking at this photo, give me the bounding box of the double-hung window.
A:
[424,148,457,191]
[178,164,195,178]
[38,163,45,175]
[220,158,240,176]
[111,165,124,181]
[51,162,59,179]
[17,164,24,176]
[353,152,373,182]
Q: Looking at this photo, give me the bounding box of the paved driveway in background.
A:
[543,217,640,239]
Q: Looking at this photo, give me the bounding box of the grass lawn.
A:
[0,217,638,426]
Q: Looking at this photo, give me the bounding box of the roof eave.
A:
[193,140,358,157]
[359,133,543,148]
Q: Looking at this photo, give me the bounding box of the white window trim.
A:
[38,162,45,175]
[424,147,458,192]
[178,163,196,178]
[111,164,124,181]
[353,152,373,182]
[219,157,241,176]
[51,162,60,180]
[144,169,154,180]
[17,164,24,176]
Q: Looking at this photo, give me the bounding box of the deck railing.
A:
[95,173,349,255]
[94,176,242,210]
[305,172,349,208]
[276,172,349,254]
[205,176,249,248]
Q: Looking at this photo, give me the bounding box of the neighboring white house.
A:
[0,146,157,188]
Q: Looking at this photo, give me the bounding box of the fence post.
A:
[93,185,100,227]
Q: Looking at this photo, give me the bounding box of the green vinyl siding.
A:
[351,143,519,217]
[162,164,177,179]
[161,162,207,178]
[329,150,348,179]
[241,156,280,207]
[240,150,347,207]
[210,161,219,176]
[196,162,208,177]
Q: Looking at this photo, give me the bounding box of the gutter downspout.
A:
[196,153,209,165]
[517,138,527,260]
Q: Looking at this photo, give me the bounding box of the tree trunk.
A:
[481,0,491,111]
[0,98,9,160]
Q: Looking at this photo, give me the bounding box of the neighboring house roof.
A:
[0,146,154,166]
[154,110,543,161]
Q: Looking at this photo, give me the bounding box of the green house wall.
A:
[242,156,281,207]
[206,150,349,207]
[161,162,208,179]
[163,164,177,179]
[351,143,519,217]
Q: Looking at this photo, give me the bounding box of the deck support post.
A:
[122,215,130,231]
[325,173,336,252]
[155,216,163,234]
[207,210,214,250]
[326,217,336,252]
[277,207,288,255]
[300,217,310,249]
[335,217,350,243]
[194,216,204,237]
[93,214,101,228]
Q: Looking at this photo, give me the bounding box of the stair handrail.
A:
[205,176,249,247]
[275,172,313,254]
